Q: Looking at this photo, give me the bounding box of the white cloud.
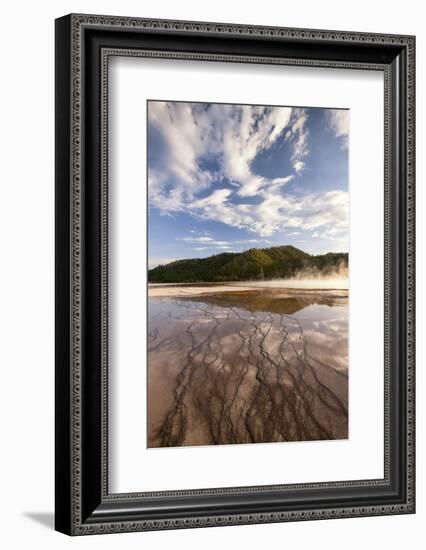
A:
[285,108,309,173]
[326,109,349,149]
[235,239,268,244]
[178,236,214,243]
[190,188,233,209]
[178,236,271,249]
[219,104,295,196]
[270,175,295,187]
[293,160,305,174]
[244,189,349,237]
[148,102,301,207]
[180,237,230,246]
[193,245,234,251]
[184,187,348,239]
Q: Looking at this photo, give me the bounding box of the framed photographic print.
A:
[55,14,415,535]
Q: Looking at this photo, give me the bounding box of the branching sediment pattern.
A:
[147,292,348,448]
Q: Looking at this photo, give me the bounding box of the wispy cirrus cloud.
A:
[148,102,301,206]
[178,236,215,243]
[177,236,230,246]
[326,109,349,149]
[193,245,234,252]
[286,108,309,174]
[178,236,272,252]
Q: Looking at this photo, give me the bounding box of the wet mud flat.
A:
[147,286,348,448]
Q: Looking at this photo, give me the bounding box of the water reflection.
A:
[147,288,348,448]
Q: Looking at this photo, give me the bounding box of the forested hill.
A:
[148,245,348,283]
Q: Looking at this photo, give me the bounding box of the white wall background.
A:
[0,0,422,548]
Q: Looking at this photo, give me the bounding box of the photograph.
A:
[147,100,349,448]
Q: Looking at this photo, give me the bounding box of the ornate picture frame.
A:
[55,13,415,535]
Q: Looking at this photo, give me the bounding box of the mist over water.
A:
[236,263,349,290]
[236,278,348,290]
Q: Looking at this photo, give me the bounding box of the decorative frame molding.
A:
[55,14,415,535]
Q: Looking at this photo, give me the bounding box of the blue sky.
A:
[147,101,348,268]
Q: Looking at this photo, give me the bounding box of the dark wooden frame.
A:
[55,13,415,535]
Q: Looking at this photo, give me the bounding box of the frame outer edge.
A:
[61,13,415,535]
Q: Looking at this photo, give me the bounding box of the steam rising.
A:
[238,263,348,290]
